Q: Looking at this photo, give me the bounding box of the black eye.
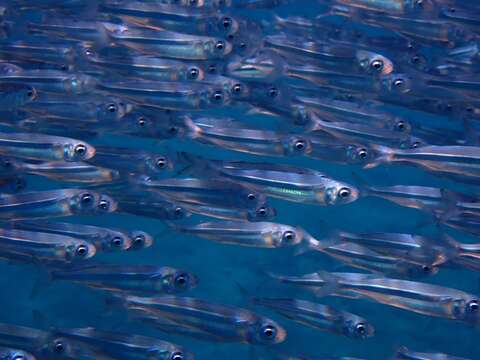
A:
[26,87,35,98]
[2,160,12,169]
[222,17,232,29]
[134,235,145,247]
[371,59,383,71]
[247,193,256,201]
[356,323,366,334]
[171,352,184,360]
[13,355,25,360]
[138,117,146,127]
[76,245,88,257]
[174,207,184,218]
[468,300,479,312]
[232,83,243,94]
[107,103,117,113]
[81,193,93,205]
[111,237,123,247]
[257,207,267,217]
[268,87,278,98]
[188,67,199,80]
[339,188,351,198]
[212,91,224,103]
[262,325,276,339]
[294,140,306,151]
[396,120,406,131]
[208,64,217,74]
[239,42,247,49]
[415,0,423,6]
[357,148,368,159]
[156,157,167,169]
[466,106,474,113]
[99,199,109,210]
[175,273,188,287]
[85,48,94,56]
[215,41,225,51]
[394,78,405,88]
[74,144,87,157]
[422,265,431,272]
[412,141,420,148]
[227,34,234,40]
[283,231,295,242]
[448,6,456,13]
[168,126,178,135]
[54,341,65,353]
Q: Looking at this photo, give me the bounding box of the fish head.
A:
[159,268,199,294]
[324,182,359,206]
[70,190,117,215]
[248,203,277,222]
[344,317,375,339]
[97,97,129,122]
[356,50,394,76]
[144,154,176,177]
[284,135,312,156]
[128,230,154,251]
[247,317,287,345]
[63,74,97,95]
[39,334,102,359]
[185,64,206,81]
[345,144,378,165]
[65,240,97,262]
[157,345,196,360]
[205,38,233,59]
[105,232,132,251]
[215,14,240,37]
[63,140,96,161]
[276,227,304,247]
[457,297,480,324]
[381,73,413,95]
[0,348,36,360]
[406,0,438,14]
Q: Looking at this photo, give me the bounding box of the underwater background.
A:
[0,0,479,359]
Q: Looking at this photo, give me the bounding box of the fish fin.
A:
[363,144,392,169]
[312,271,340,297]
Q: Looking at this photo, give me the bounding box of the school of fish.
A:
[0,0,479,359]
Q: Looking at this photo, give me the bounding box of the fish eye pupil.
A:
[397,121,406,130]
[233,84,242,93]
[172,352,184,360]
[13,356,25,360]
[27,88,34,97]
[81,193,93,204]
[189,68,199,79]
[175,274,187,286]
[75,144,87,156]
[134,235,145,245]
[371,60,383,70]
[76,245,87,256]
[108,104,116,112]
[156,157,167,168]
[358,148,368,159]
[54,342,65,353]
[138,117,146,127]
[208,64,217,73]
[394,79,404,88]
[257,207,267,216]
[339,188,351,198]
[262,325,275,338]
[422,265,431,272]
[223,17,232,29]
[212,91,223,102]
[466,107,474,113]
[215,41,225,51]
[268,87,278,98]
[99,200,109,210]
[295,140,305,150]
[356,323,366,333]
[469,301,479,312]
[174,207,183,217]
[112,237,122,247]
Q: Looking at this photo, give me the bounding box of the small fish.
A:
[53,327,195,360]
[0,132,95,162]
[394,346,471,360]
[270,271,480,323]
[0,83,36,110]
[0,189,116,220]
[325,0,437,15]
[113,295,287,344]
[252,298,374,339]
[0,39,75,67]
[50,264,198,295]
[11,221,132,252]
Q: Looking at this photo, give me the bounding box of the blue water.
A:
[0,1,479,359]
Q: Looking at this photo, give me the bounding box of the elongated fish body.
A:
[11,221,132,252]
[114,295,287,345]
[51,264,198,295]
[252,298,374,339]
[0,189,116,220]
[53,327,195,360]
[394,346,471,360]
[172,220,308,248]
[270,272,480,323]
[0,132,95,162]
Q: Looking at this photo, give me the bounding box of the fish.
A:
[50,264,198,295]
[0,227,96,264]
[0,189,117,220]
[393,346,471,360]
[322,0,438,15]
[252,297,374,339]
[170,220,315,248]
[270,271,480,323]
[0,132,95,162]
[10,221,132,252]
[0,346,36,360]
[0,83,36,110]
[112,295,287,344]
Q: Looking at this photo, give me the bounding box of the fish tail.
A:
[182,115,203,140]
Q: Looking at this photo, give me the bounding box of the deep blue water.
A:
[0,1,479,359]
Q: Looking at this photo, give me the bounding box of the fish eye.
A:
[98,199,110,211]
[370,59,384,71]
[133,234,145,247]
[188,67,199,80]
[208,64,217,74]
[282,231,296,242]
[189,0,197,4]
[394,78,405,88]
[268,87,278,98]
[84,48,94,56]
[447,6,456,13]
[261,325,277,339]
[411,141,421,148]
[468,300,479,312]
[227,34,234,40]
[357,148,368,159]
[215,41,225,52]
[174,207,185,218]
[338,187,351,198]
[53,340,65,353]
[211,91,224,103]
[13,355,25,360]
[156,157,167,169]
[137,116,146,127]
[355,323,366,335]
[239,42,247,49]
[396,120,407,131]
[81,193,93,205]
[175,273,188,287]
[111,236,123,248]
[222,17,233,29]
[257,207,267,217]
[422,265,431,272]
[171,352,184,360]
[107,103,117,113]
[294,140,306,151]
[247,193,256,201]
[415,0,424,7]
[76,244,88,257]
[26,87,35,98]
[2,159,12,169]
[74,144,87,157]
[232,83,243,94]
